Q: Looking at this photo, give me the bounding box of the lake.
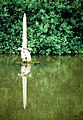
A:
[0,54,83,120]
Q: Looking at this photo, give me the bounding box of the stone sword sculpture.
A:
[18,13,31,63]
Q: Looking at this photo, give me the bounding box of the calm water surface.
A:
[0,55,83,120]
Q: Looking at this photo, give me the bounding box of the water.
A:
[0,55,83,120]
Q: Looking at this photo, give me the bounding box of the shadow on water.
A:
[0,54,83,120]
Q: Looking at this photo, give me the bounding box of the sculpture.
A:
[18,13,31,63]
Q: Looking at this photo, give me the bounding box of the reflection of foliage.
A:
[0,0,83,55]
[29,56,83,119]
[0,55,83,119]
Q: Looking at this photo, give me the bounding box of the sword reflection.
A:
[19,64,31,109]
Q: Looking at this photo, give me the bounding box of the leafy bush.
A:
[0,0,83,55]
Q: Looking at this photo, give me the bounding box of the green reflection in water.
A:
[0,54,83,120]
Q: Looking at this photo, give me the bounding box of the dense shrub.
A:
[0,0,83,55]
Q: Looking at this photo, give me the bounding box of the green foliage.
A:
[0,0,83,55]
